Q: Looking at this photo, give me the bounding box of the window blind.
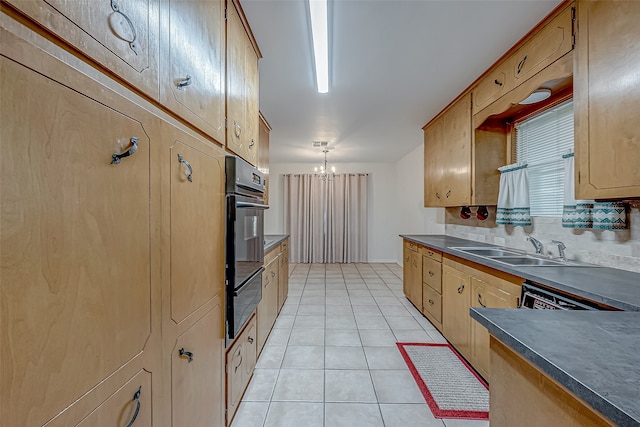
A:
[515,100,574,217]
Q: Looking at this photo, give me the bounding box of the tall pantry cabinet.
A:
[0,0,260,425]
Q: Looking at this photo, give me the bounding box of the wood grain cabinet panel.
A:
[574,0,640,199]
[442,263,471,359]
[169,140,225,324]
[171,304,225,427]
[278,244,289,312]
[226,315,257,425]
[257,255,279,355]
[258,113,271,205]
[4,0,161,99]
[160,0,226,144]
[1,53,154,427]
[472,63,511,115]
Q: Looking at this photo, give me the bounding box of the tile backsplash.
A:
[444,204,640,273]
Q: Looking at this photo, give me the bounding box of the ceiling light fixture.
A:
[308,0,328,93]
[314,149,335,180]
[519,88,552,105]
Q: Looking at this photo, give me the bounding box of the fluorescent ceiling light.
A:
[309,0,328,93]
[519,88,551,105]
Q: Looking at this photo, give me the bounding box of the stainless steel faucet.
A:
[527,236,544,254]
[550,240,567,261]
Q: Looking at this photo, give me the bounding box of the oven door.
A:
[227,267,263,341]
[226,194,267,285]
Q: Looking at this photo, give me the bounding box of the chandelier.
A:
[314,149,335,181]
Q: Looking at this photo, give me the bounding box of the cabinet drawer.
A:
[422,285,442,323]
[422,257,442,293]
[264,246,279,265]
[509,5,573,87]
[420,246,442,262]
[406,240,418,252]
[472,62,511,115]
[280,240,289,253]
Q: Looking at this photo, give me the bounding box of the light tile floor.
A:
[231,263,489,427]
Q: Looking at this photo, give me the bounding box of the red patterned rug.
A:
[396,342,489,420]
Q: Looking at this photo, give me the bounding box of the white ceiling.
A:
[242,0,562,165]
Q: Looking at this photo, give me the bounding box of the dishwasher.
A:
[519,281,617,311]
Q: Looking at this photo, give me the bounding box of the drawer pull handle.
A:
[478,294,487,308]
[177,154,193,182]
[435,192,441,199]
[111,137,138,165]
[177,75,192,89]
[517,55,528,74]
[248,336,254,344]
[110,0,138,55]
[125,386,142,427]
[412,259,417,267]
[445,190,451,198]
[234,121,242,139]
[428,299,435,305]
[428,271,434,277]
[249,139,255,148]
[178,347,194,362]
[494,79,503,86]
[457,284,465,294]
[234,351,243,373]
[271,271,276,278]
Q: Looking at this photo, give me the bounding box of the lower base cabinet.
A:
[226,315,257,425]
[278,242,289,312]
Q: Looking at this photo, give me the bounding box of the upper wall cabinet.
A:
[4,0,160,99]
[574,0,640,199]
[227,0,261,166]
[160,0,226,145]
[258,113,272,205]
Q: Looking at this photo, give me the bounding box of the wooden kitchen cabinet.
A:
[258,112,272,205]
[470,274,521,381]
[423,93,472,207]
[442,261,472,359]
[226,0,261,165]
[421,248,443,331]
[3,0,160,100]
[403,240,423,309]
[472,61,511,114]
[257,252,280,355]
[226,315,257,426]
[159,0,226,144]
[574,0,640,199]
[0,35,160,426]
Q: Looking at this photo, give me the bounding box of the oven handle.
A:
[234,267,265,295]
[236,201,269,210]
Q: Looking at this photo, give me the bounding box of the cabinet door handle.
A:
[457,284,465,294]
[271,271,276,278]
[110,0,138,55]
[177,154,193,182]
[178,347,194,362]
[125,386,142,427]
[111,137,138,164]
[428,299,435,305]
[435,192,441,199]
[445,190,451,198]
[234,350,243,373]
[517,55,528,74]
[247,336,254,344]
[249,139,255,149]
[177,75,192,89]
[494,79,503,87]
[412,259,417,267]
[428,271,435,277]
[478,294,486,308]
[234,121,242,139]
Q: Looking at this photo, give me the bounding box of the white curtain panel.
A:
[283,173,368,263]
[496,163,532,227]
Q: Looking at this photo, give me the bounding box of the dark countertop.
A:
[471,309,640,426]
[400,234,640,311]
[264,234,288,252]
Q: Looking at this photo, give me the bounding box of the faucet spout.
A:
[551,240,567,261]
[527,236,544,254]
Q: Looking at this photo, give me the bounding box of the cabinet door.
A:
[441,93,472,206]
[226,1,247,159]
[423,118,443,207]
[226,338,245,423]
[244,42,260,165]
[169,140,225,324]
[471,276,520,381]
[258,114,271,205]
[278,247,289,312]
[1,56,152,427]
[161,0,226,144]
[243,317,258,380]
[409,251,423,309]
[442,264,471,359]
[472,63,510,115]
[403,243,413,297]
[510,6,573,88]
[257,257,279,354]
[172,305,225,427]
[575,0,640,199]
[5,0,160,99]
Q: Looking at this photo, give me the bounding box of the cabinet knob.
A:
[124,386,142,427]
[176,75,192,89]
[457,284,465,294]
[111,137,138,165]
[178,347,194,362]
[177,153,193,182]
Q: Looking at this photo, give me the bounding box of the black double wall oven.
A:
[225,155,267,343]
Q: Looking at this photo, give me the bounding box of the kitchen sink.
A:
[489,256,568,266]
[450,247,523,257]
[449,246,599,267]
